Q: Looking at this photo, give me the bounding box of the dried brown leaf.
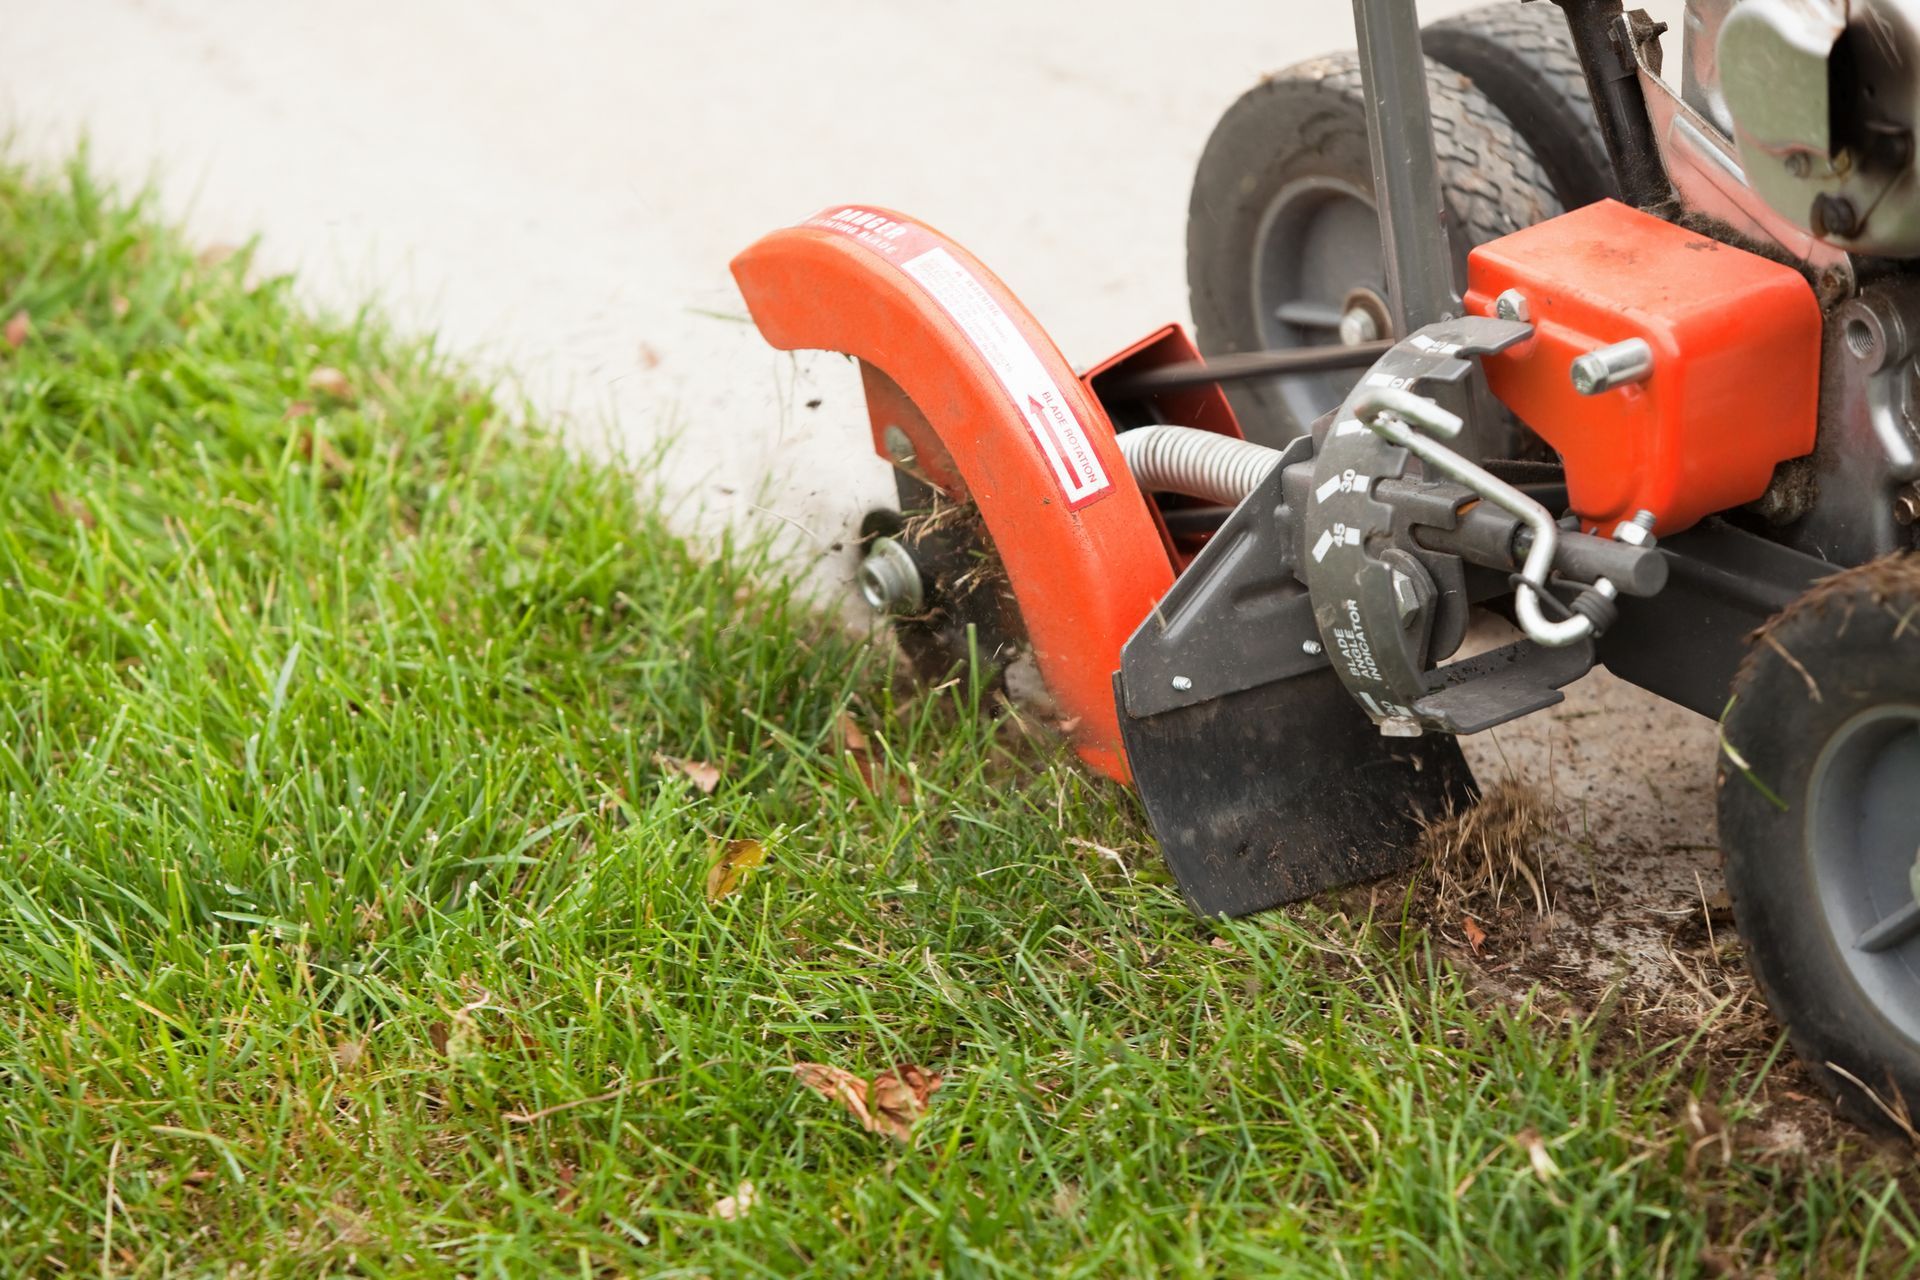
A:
[869,1063,943,1142]
[705,838,766,901]
[5,310,29,349]
[294,429,350,474]
[50,492,95,529]
[1463,916,1488,954]
[1515,1127,1559,1181]
[307,365,354,400]
[655,752,721,794]
[793,1061,941,1144]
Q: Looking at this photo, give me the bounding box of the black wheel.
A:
[1422,1,1618,210]
[1719,554,1920,1129]
[1186,54,1561,446]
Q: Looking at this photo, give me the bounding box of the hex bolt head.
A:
[1494,289,1530,323]
[1571,338,1655,395]
[856,536,923,614]
[1170,675,1194,692]
[1612,508,1659,547]
[1391,570,1423,625]
[1338,306,1381,347]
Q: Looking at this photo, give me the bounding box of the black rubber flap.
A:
[1118,668,1476,918]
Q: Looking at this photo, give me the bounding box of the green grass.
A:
[0,159,1914,1279]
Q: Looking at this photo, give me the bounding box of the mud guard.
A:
[731,207,1176,780]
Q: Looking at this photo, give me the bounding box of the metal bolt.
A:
[1391,570,1423,624]
[1612,508,1659,547]
[882,425,916,466]
[856,536,923,614]
[1812,192,1862,239]
[1896,484,1920,526]
[1170,675,1193,692]
[1302,639,1323,656]
[1570,338,1654,395]
[1494,289,1530,323]
[1338,306,1381,347]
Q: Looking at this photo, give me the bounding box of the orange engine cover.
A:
[1464,199,1821,535]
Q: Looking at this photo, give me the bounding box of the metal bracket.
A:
[1118,435,1324,720]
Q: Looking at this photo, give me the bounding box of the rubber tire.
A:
[1422,1,1618,209]
[1187,54,1560,446]
[1719,554,1920,1131]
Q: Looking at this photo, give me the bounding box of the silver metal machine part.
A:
[1352,387,1613,648]
[1627,7,1855,289]
[1351,0,1457,335]
[1571,337,1656,394]
[856,537,924,614]
[1115,426,1285,506]
[1718,0,1920,258]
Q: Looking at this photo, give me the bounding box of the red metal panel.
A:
[1082,323,1246,568]
[1465,198,1821,535]
[730,206,1176,781]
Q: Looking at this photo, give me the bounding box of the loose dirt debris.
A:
[1375,620,1897,1166]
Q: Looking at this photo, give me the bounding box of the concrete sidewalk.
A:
[9,0,1519,587]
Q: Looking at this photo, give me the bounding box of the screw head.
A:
[1170,675,1193,692]
[1338,306,1380,347]
[1494,289,1530,323]
[1302,639,1324,656]
[1612,520,1653,547]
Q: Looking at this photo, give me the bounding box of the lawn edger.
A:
[731,0,1920,1126]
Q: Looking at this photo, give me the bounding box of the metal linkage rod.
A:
[1351,0,1457,333]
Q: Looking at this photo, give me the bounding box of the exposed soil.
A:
[1390,617,1878,1158]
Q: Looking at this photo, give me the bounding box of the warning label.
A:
[805,207,1113,509]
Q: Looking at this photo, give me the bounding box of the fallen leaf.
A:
[655,752,721,795]
[835,712,880,787]
[1209,936,1237,953]
[837,711,870,754]
[1515,1128,1559,1181]
[868,1063,942,1142]
[705,839,767,901]
[1463,916,1488,954]
[282,400,316,421]
[294,429,350,474]
[793,1061,941,1144]
[49,492,95,529]
[5,310,29,348]
[307,365,354,400]
[712,1180,756,1220]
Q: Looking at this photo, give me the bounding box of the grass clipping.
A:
[1417,779,1557,921]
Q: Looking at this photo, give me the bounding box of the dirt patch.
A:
[1383,624,1882,1158]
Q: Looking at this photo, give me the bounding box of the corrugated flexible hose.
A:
[1115,425,1286,506]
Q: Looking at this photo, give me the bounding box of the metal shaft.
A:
[1351,0,1457,334]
